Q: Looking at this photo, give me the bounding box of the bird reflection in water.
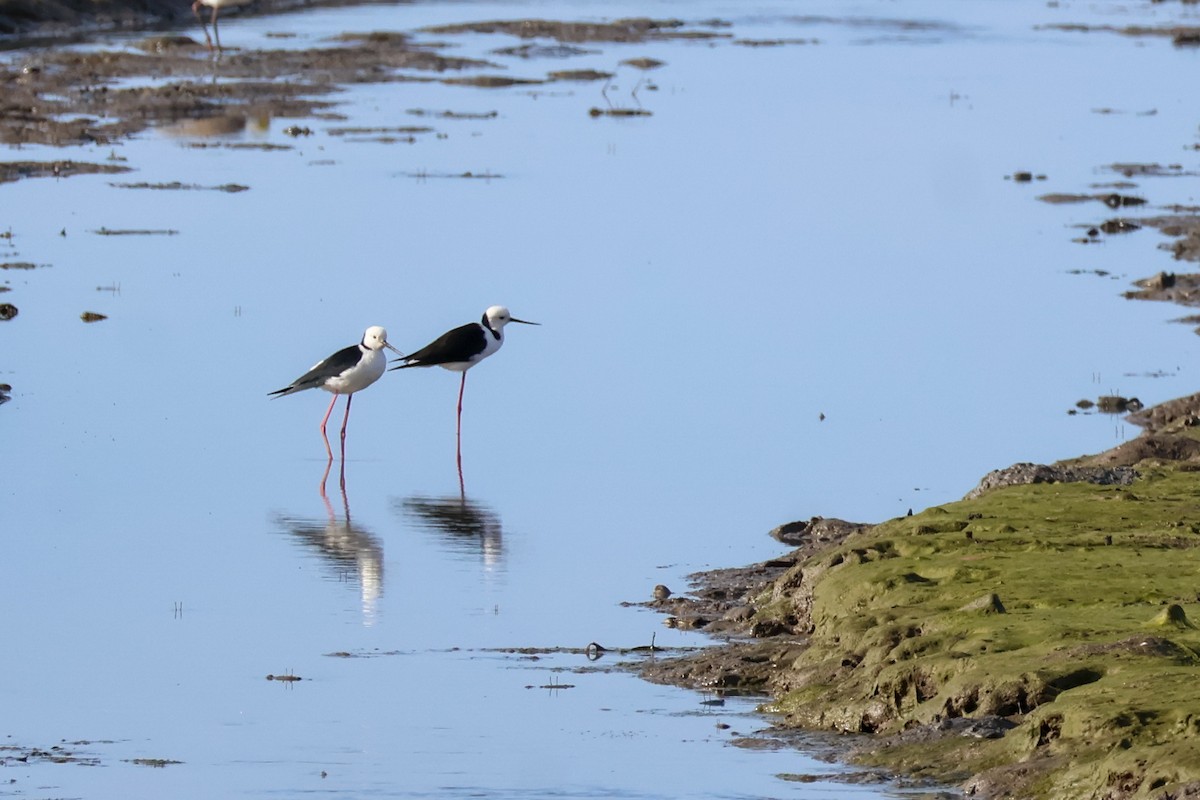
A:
[159,111,271,139]
[399,494,504,572]
[274,462,385,625]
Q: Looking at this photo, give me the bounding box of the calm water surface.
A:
[3,0,1199,797]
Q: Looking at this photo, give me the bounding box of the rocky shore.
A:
[639,387,1200,799]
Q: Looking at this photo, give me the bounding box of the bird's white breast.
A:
[324,348,387,394]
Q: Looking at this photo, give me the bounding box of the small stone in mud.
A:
[653,584,672,600]
[1097,395,1141,413]
[1144,271,1175,291]
[1099,218,1141,234]
[0,303,17,320]
[80,311,107,323]
[1103,193,1147,208]
[959,593,1006,614]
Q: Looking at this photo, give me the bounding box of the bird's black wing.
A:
[391,323,485,369]
[269,343,361,395]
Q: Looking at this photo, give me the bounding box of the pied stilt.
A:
[390,306,538,447]
[269,325,401,454]
[192,0,252,52]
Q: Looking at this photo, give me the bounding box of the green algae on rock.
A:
[642,393,1200,799]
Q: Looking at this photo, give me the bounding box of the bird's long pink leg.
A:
[319,452,333,497]
[192,0,213,49]
[211,6,222,51]
[320,393,338,437]
[339,393,353,461]
[455,373,466,472]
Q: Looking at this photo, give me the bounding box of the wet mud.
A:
[0,13,730,184]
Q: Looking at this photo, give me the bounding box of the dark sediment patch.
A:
[421,18,728,44]
[0,160,131,184]
[109,180,249,191]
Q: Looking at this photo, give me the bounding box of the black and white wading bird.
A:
[390,306,539,450]
[270,326,402,455]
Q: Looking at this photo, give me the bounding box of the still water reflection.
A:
[399,493,505,572]
[274,459,386,624]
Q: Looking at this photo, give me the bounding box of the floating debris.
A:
[0,303,17,320]
[620,57,665,70]
[109,181,249,192]
[442,74,544,88]
[266,673,302,682]
[734,37,819,47]
[327,125,434,136]
[1099,218,1141,234]
[182,142,294,151]
[1108,162,1189,178]
[91,227,179,236]
[1036,193,1145,207]
[401,170,504,180]
[406,108,498,121]
[80,311,107,323]
[588,107,652,117]
[494,43,596,58]
[126,757,184,767]
[548,69,613,81]
[1006,171,1047,182]
[0,262,42,269]
[0,160,132,185]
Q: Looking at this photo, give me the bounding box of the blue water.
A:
[3,0,1199,797]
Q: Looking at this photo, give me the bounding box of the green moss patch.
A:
[757,465,1200,798]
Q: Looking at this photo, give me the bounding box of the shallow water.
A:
[3,0,1199,797]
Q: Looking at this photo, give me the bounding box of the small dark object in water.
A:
[283,126,313,137]
[0,303,17,320]
[588,107,652,117]
[1102,193,1146,209]
[1011,171,1033,182]
[653,584,672,600]
[1099,218,1141,234]
[80,311,107,323]
[1097,395,1141,413]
